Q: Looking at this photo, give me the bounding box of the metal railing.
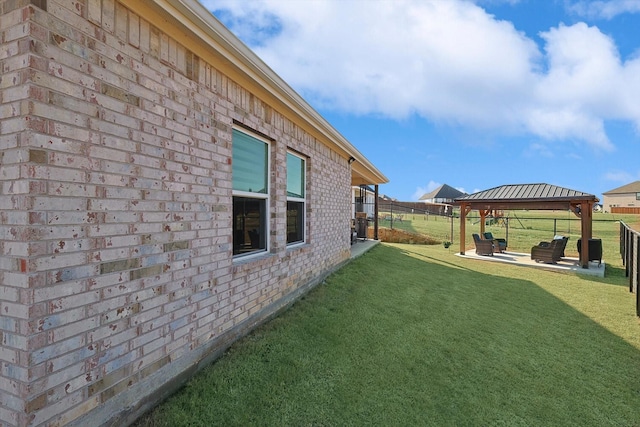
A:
[620,221,640,317]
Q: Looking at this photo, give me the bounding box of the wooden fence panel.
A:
[620,222,640,317]
[612,207,640,214]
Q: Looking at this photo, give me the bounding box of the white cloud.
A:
[569,0,640,20]
[412,180,442,201]
[524,142,554,158]
[202,0,640,150]
[603,170,640,183]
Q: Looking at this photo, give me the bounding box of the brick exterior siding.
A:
[0,1,355,425]
[603,194,640,214]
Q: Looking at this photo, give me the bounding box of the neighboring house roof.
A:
[420,184,465,201]
[140,0,388,186]
[602,181,640,195]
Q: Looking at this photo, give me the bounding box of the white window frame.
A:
[232,127,271,258]
[286,151,306,246]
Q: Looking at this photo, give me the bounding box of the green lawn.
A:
[135,230,640,426]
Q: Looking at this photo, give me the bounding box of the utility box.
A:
[577,238,603,266]
[356,212,368,239]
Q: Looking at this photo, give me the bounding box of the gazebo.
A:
[454,183,599,269]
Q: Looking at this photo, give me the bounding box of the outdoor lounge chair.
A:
[531,236,568,264]
[473,233,495,256]
[483,232,507,252]
[552,235,569,257]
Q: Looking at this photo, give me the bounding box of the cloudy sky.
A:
[201,0,640,201]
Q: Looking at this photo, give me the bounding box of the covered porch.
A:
[350,157,388,241]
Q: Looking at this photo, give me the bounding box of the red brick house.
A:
[0,1,387,425]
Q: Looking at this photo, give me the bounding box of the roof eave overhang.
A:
[131,0,388,186]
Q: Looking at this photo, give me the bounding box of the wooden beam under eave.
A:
[466,201,573,211]
[479,209,492,235]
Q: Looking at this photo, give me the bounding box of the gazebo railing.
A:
[620,221,640,317]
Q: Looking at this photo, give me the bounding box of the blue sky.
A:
[201,0,640,201]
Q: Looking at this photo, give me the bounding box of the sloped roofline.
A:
[602,180,640,195]
[420,184,466,201]
[137,0,388,185]
[455,183,598,203]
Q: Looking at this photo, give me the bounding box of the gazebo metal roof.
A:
[456,183,598,210]
[454,183,599,269]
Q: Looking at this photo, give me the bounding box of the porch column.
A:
[479,209,491,236]
[374,185,379,240]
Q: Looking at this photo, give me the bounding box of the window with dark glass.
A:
[287,152,305,245]
[232,129,269,256]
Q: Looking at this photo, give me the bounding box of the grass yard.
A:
[135,229,640,426]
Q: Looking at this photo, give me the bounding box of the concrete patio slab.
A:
[456,249,605,277]
[350,239,380,259]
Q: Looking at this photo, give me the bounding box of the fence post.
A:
[450,214,454,244]
[620,222,640,318]
[624,227,633,277]
[636,234,640,317]
[632,231,637,293]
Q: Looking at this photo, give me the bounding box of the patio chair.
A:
[550,235,569,258]
[483,232,507,252]
[472,233,495,256]
[531,236,568,264]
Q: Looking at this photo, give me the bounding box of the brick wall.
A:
[0,1,353,425]
[603,194,640,213]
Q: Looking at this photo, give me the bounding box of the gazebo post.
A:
[505,217,509,245]
[479,209,491,236]
[459,203,468,255]
[579,201,593,268]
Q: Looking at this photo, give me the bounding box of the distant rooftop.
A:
[603,180,640,195]
[420,184,466,201]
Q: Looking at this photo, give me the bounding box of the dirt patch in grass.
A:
[369,227,440,245]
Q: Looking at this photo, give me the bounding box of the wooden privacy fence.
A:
[612,207,640,215]
[620,221,640,317]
